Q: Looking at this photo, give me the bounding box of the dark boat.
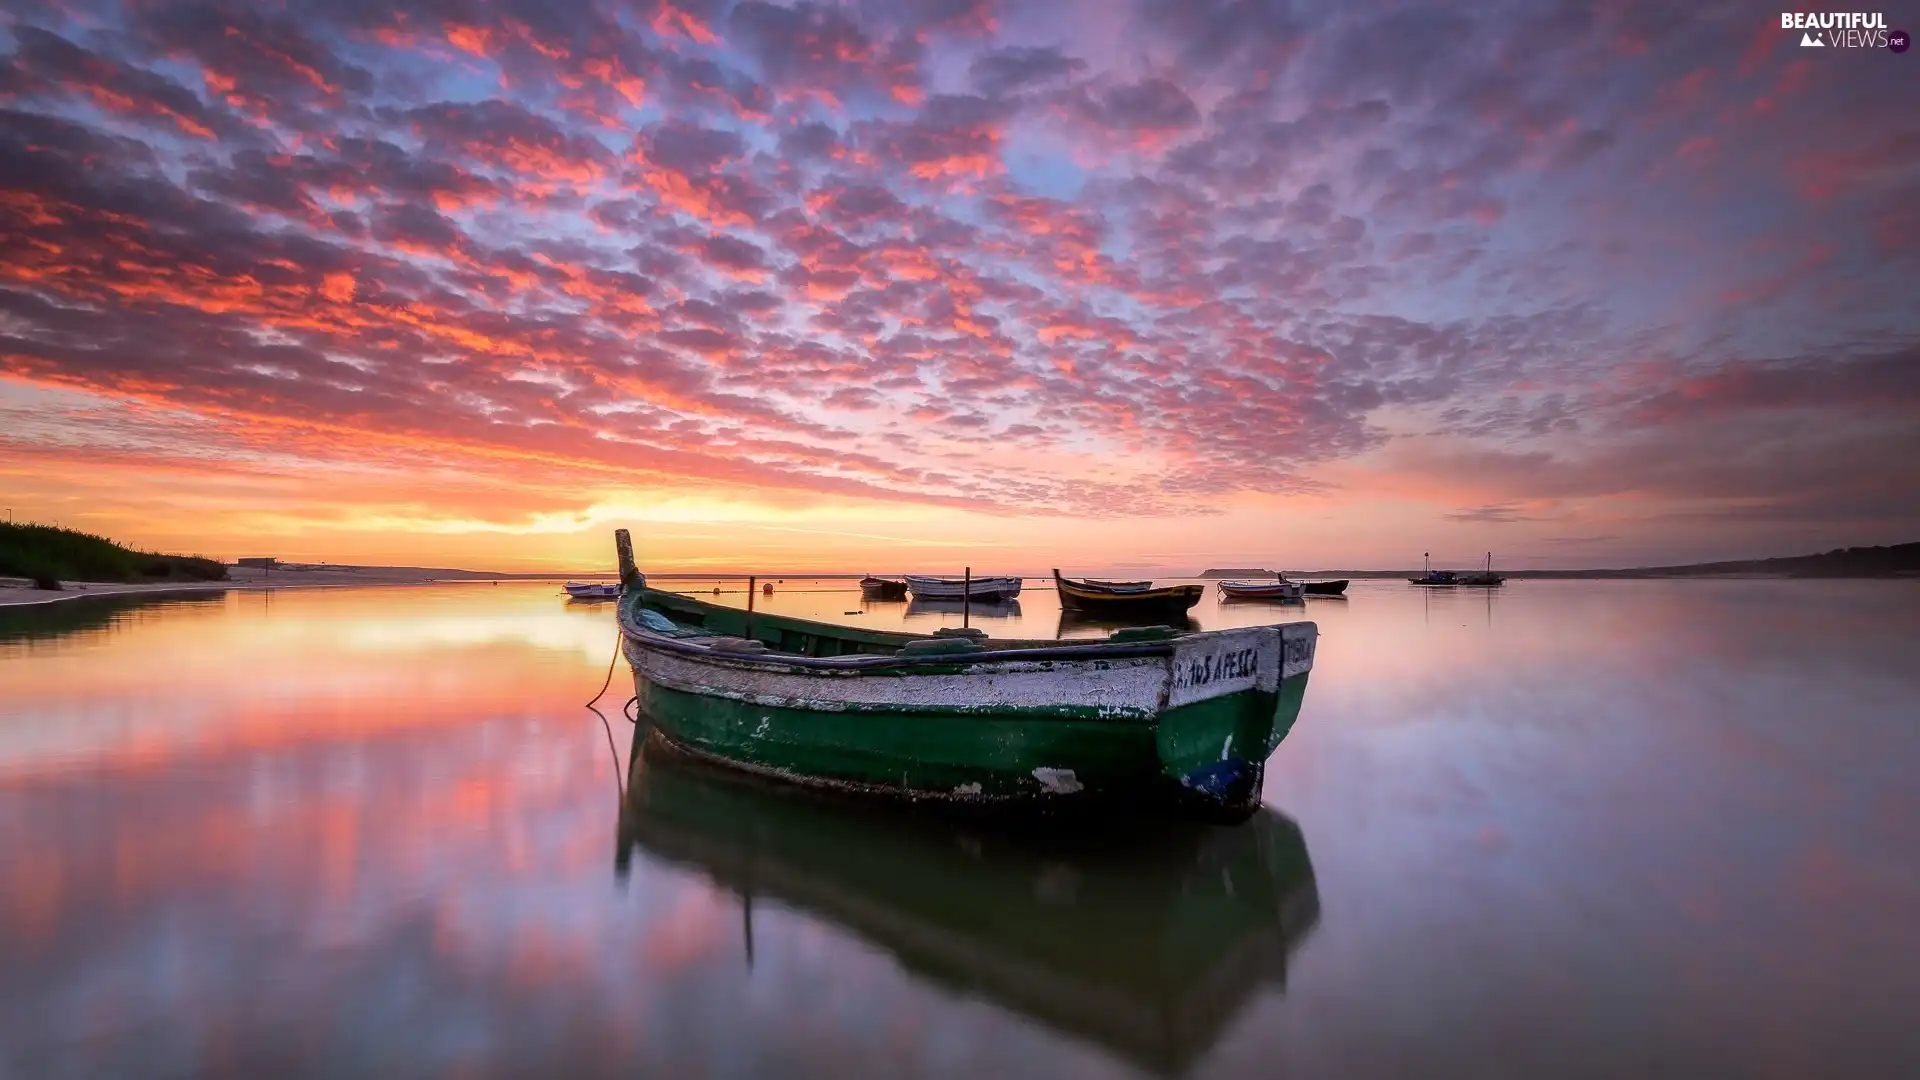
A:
[614,732,1321,1076]
[859,575,908,600]
[1052,569,1206,617]
[1242,573,1348,597]
[1458,552,1506,587]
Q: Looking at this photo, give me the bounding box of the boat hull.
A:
[564,582,622,599]
[1217,581,1305,601]
[859,577,908,600]
[904,575,1024,601]
[1300,580,1348,596]
[623,616,1316,823]
[1054,571,1205,617]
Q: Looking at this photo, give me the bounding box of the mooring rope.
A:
[585,627,621,708]
[587,702,625,801]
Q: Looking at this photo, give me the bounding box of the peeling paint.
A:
[753,716,771,738]
[953,782,983,796]
[1031,767,1083,794]
[1221,734,1233,760]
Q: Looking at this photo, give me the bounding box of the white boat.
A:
[564,581,622,599]
[1217,580,1306,601]
[904,574,1024,602]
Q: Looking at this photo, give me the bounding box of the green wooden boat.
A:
[612,531,1318,823]
[615,733,1320,1075]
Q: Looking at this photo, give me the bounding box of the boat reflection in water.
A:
[1056,608,1201,639]
[902,596,1023,619]
[615,732,1321,1076]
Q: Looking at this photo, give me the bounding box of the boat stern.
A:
[1154,623,1316,821]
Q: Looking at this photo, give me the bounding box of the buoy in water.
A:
[763,582,774,595]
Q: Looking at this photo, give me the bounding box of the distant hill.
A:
[1558,542,1920,579]
[1209,543,1920,580]
[0,523,227,589]
[1199,568,1273,578]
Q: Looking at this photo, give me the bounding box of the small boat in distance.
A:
[1458,552,1506,587]
[904,574,1024,602]
[1267,572,1348,596]
[563,581,621,599]
[1407,553,1460,587]
[612,530,1318,823]
[859,575,908,600]
[1053,570,1205,617]
[1218,580,1307,602]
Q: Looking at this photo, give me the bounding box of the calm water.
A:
[2,580,1917,1078]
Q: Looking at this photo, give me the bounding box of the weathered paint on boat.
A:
[615,542,1316,822]
[1053,569,1206,616]
[1217,580,1306,601]
[903,574,1024,601]
[615,734,1320,1075]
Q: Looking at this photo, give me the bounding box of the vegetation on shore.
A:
[0,523,227,590]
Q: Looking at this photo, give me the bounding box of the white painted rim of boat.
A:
[623,622,1314,711]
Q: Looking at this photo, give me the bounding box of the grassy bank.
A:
[0,523,227,590]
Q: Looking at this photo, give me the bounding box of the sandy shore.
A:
[0,564,610,607]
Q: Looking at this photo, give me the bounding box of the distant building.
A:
[236,557,280,569]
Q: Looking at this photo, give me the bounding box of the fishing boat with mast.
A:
[1407,553,1460,587]
[1052,570,1206,619]
[1459,552,1507,587]
[610,531,1319,823]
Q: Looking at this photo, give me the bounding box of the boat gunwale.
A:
[616,588,1309,672]
[1052,569,1205,604]
[902,574,1023,586]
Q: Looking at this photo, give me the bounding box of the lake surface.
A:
[2,579,1917,1078]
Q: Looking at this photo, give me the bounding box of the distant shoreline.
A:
[1202,542,1920,580]
[7,540,1915,607]
[1201,569,1920,580]
[0,566,589,608]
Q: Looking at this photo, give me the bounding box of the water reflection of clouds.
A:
[4,580,1919,1078]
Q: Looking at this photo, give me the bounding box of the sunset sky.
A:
[2,0,1915,574]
